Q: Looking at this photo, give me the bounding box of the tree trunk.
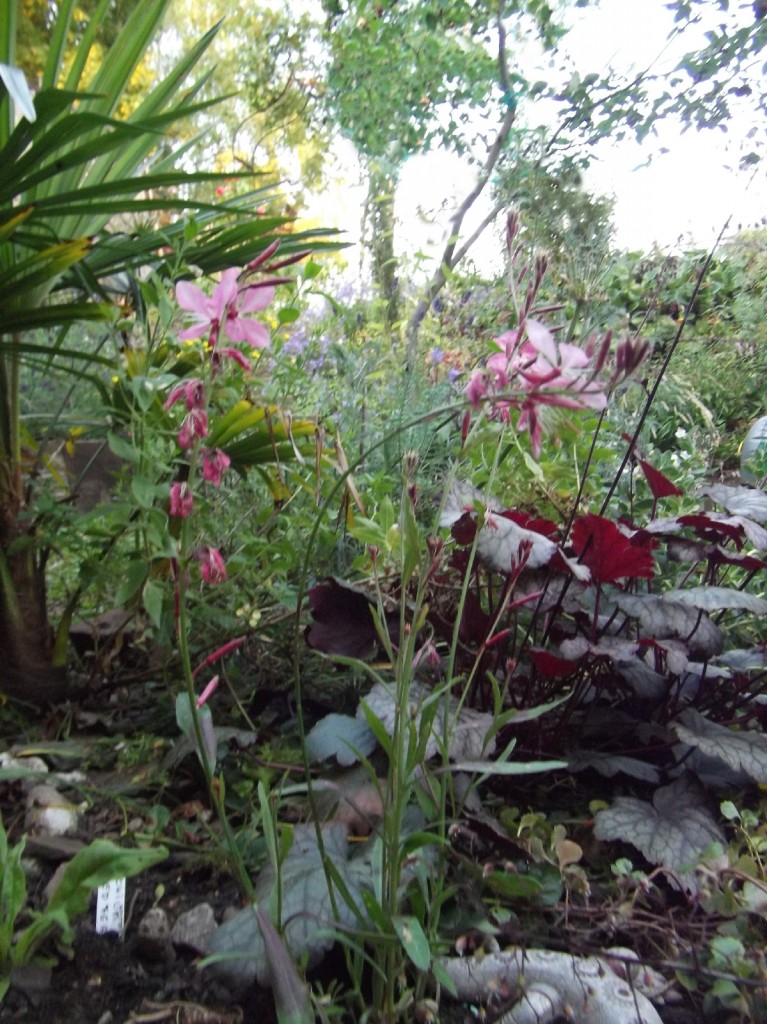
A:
[0,467,66,704]
[365,159,399,331]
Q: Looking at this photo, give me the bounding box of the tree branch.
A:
[404,13,517,363]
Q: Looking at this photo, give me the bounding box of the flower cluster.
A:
[467,319,611,457]
[164,263,280,590]
[464,212,648,457]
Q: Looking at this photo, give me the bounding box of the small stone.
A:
[170,902,217,956]
[135,907,172,962]
[24,784,83,836]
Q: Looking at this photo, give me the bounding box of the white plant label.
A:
[96,877,126,935]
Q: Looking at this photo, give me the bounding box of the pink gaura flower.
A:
[169,481,193,518]
[466,319,609,457]
[508,320,607,411]
[178,408,208,450]
[164,379,205,411]
[176,268,274,350]
[201,447,231,487]
[466,369,489,408]
[194,545,227,585]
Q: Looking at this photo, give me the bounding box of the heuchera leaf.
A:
[638,459,683,499]
[662,586,767,616]
[359,681,494,761]
[529,648,578,677]
[673,708,767,785]
[450,511,477,546]
[458,590,492,645]
[700,484,767,523]
[594,774,725,893]
[678,514,744,548]
[614,593,724,660]
[501,509,559,537]
[207,824,365,990]
[570,514,656,584]
[305,713,377,766]
[709,548,767,572]
[305,578,399,658]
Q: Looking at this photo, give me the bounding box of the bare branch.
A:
[404,13,517,362]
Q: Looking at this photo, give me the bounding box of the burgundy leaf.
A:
[451,511,478,546]
[305,578,398,658]
[678,513,745,549]
[529,648,578,677]
[501,509,559,538]
[638,459,683,499]
[459,590,492,646]
[571,514,656,584]
[709,547,767,571]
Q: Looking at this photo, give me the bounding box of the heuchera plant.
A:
[306,212,767,894]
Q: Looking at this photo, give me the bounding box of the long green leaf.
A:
[0,1,16,147]
[41,0,78,90]
[0,238,92,297]
[0,304,113,335]
[67,0,172,117]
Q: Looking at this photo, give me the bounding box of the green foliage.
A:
[323,0,502,160]
[0,813,167,1001]
[0,0,340,701]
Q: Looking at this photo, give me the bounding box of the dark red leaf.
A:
[451,511,478,545]
[638,459,683,499]
[678,514,744,549]
[459,590,492,646]
[500,509,559,537]
[530,648,578,677]
[571,514,656,584]
[305,578,399,658]
[709,548,767,571]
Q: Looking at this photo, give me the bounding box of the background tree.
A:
[320,0,564,331]
[155,0,330,210]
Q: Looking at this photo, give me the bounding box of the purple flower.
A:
[169,481,193,518]
[194,545,227,585]
[430,347,445,364]
[201,448,231,487]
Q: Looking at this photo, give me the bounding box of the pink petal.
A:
[525,319,558,366]
[211,269,240,319]
[558,342,590,369]
[493,330,518,358]
[196,675,220,708]
[466,372,488,408]
[178,322,211,341]
[228,318,270,348]
[238,283,275,313]
[176,280,211,316]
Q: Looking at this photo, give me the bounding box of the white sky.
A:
[311,0,767,278]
